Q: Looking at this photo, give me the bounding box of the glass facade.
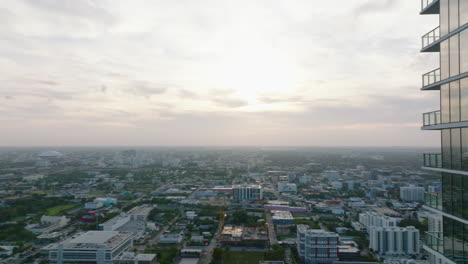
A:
[421,0,468,264]
[443,217,468,263]
[440,128,468,170]
[440,79,468,123]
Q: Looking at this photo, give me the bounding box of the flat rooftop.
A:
[128,205,153,215]
[48,231,133,250]
[271,210,294,220]
[100,215,129,227]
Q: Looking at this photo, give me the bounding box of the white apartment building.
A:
[43,231,133,264]
[426,214,447,264]
[297,225,339,264]
[277,183,297,193]
[359,211,401,229]
[232,185,262,202]
[400,185,425,202]
[369,226,420,257]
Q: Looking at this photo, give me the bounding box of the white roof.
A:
[69,231,118,244]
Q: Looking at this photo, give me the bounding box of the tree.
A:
[212,248,223,263]
[264,244,285,260]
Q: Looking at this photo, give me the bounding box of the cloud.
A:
[127,81,167,98]
[354,0,396,16]
[0,0,439,146]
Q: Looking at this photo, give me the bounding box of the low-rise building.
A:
[43,231,133,264]
[26,215,70,234]
[277,183,297,194]
[271,211,294,225]
[113,252,157,264]
[159,234,183,244]
[221,225,268,246]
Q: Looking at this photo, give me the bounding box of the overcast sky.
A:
[0,0,441,147]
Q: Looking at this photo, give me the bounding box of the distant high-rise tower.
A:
[232,185,262,202]
[420,0,468,263]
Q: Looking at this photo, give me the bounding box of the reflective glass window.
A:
[450,36,460,77]
[460,30,468,74]
[443,173,453,214]
[461,0,468,25]
[451,81,461,122]
[449,0,460,32]
[452,128,462,170]
[441,40,450,80]
[444,217,454,259]
[453,220,464,262]
[442,84,451,123]
[443,129,452,168]
[460,78,468,121]
[452,173,463,217]
[441,0,450,36]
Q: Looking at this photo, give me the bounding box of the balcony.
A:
[423,110,440,127]
[421,0,440,15]
[422,68,441,89]
[423,153,442,168]
[424,192,442,211]
[425,232,443,253]
[421,26,440,52]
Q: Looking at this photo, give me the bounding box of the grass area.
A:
[277,234,296,241]
[291,212,311,217]
[46,204,79,216]
[144,246,178,264]
[222,251,264,264]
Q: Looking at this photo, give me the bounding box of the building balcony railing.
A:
[425,232,443,254]
[423,110,441,126]
[423,153,442,168]
[424,192,442,211]
[422,26,440,50]
[422,68,441,87]
[421,0,440,14]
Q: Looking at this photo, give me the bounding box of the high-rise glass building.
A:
[420,0,468,263]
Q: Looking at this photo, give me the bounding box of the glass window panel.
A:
[460,31,468,74]
[444,217,454,259]
[452,128,462,170]
[449,0,460,32]
[442,84,451,123]
[453,220,464,263]
[464,173,468,218]
[452,174,463,217]
[441,40,450,80]
[461,0,468,25]
[443,173,453,214]
[461,78,468,121]
[464,223,468,262]
[451,81,461,122]
[450,36,460,77]
[443,129,452,168]
[461,128,468,171]
[441,0,450,36]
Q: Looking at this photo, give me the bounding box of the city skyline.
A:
[1,0,440,146]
